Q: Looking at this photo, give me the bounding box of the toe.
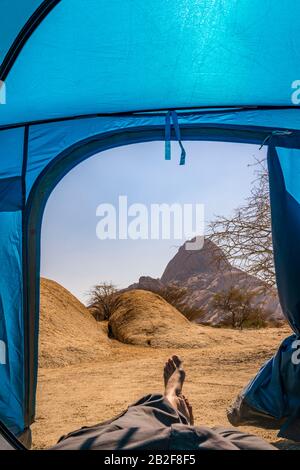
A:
[172,355,182,367]
[169,358,176,372]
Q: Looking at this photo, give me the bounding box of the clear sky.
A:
[40,141,267,303]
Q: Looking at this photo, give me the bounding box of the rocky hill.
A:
[161,239,230,283]
[108,289,208,348]
[128,239,284,326]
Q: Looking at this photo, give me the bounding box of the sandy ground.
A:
[31,324,300,450]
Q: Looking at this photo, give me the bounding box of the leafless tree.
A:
[208,158,275,286]
[88,282,119,321]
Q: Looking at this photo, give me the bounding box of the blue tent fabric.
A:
[25,110,300,197]
[0,211,24,435]
[23,110,300,204]
[268,145,300,334]
[1,0,300,440]
[0,0,44,63]
[1,0,300,126]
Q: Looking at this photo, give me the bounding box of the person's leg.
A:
[52,355,195,450]
[212,426,277,450]
[163,355,193,424]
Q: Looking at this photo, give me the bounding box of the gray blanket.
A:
[51,394,276,450]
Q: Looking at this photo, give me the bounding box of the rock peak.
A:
[161,238,231,283]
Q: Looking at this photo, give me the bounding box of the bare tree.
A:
[213,287,266,329]
[88,282,119,321]
[208,158,275,286]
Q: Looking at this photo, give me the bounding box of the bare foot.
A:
[164,355,185,398]
[164,355,192,423]
[176,395,191,423]
[163,357,176,387]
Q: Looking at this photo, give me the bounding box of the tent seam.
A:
[0,0,61,82]
[21,126,30,430]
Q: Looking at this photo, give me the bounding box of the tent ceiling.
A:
[1,0,300,127]
[0,0,44,63]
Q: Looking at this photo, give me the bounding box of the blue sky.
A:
[41,141,267,303]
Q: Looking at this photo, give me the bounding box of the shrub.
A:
[213,286,267,329]
[88,283,119,321]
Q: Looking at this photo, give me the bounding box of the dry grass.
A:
[109,289,208,348]
[32,279,299,450]
[39,278,110,368]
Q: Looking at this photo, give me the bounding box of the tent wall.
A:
[23,108,300,199]
[269,146,300,333]
[0,211,24,435]
[0,128,24,435]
